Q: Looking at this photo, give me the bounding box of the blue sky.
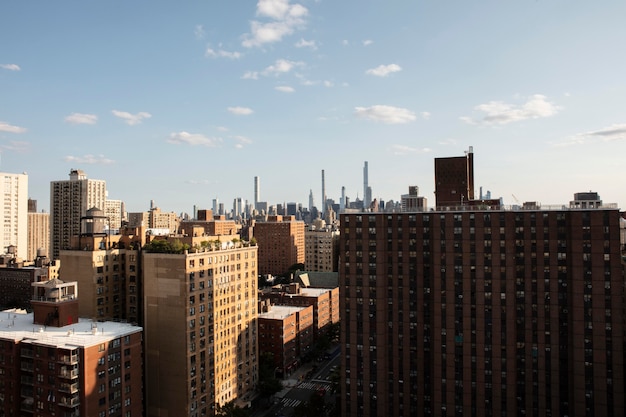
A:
[2,0,626,214]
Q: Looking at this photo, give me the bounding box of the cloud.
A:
[242,0,308,48]
[461,94,560,125]
[194,25,205,39]
[0,121,27,133]
[0,141,30,152]
[555,123,626,147]
[231,135,253,149]
[112,110,152,125]
[0,64,20,71]
[363,40,373,46]
[242,71,259,80]
[421,112,431,120]
[354,105,417,124]
[391,145,431,155]
[216,126,229,132]
[295,38,317,49]
[438,139,458,146]
[65,113,98,125]
[263,58,303,76]
[167,131,222,147]
[366,64,402,77]
[227,106,254,115]
[275,85,295,93]
[64,154,114,164]
[206,47,242,59]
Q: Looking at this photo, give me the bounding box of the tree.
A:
[257,352,283,397]
[215,401,249,417]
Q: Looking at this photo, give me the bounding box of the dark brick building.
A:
[340,207,624,417]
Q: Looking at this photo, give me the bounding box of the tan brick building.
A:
[143,241,259,416]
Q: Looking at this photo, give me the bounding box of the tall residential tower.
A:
[0,171,28,260]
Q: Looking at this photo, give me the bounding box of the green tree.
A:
[257,352,283,397]
[215,400,249,417]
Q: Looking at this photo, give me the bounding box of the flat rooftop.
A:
[0,309,142,349]
[259,305,306,320]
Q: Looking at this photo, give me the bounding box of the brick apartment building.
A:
[340,207,624,416]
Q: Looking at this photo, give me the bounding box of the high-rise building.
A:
[401,185,427,212]
[143,240,258,416]
[28,209,50,261]
[363,162,371,209]
[254,176,260,210]
[340,205,624,416]
[0,171,28,260]
[434,146,474,208]
[104,199,124,230]
[305,219,339,272]
[0,278,144,417]
[322,170,327,216]
[50,169,107,260]
[253,215,305,276]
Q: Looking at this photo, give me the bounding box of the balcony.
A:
[62,411,80,417]
[59,395,80,408]
[21,361,34,372]
[58,354,79,365]
[59,382,79,394]
[59,367,79,379]
[21,348,34,358]
[21,375,34,386]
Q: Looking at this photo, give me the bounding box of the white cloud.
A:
[342,40,349,46]
[242,71,259,80]
[194,25,205,39]
[366,64,402,77]
[167,131,222,147]
[275,85,295,93]
[363,40,373,46]
[555,123,626,147]
[206,47,242,59]
[112,110,152,125]
[421,112,431,120]
[263,59,303,76]
[295,38,317,49]
[438,139,458,146]
[242,0,308,48]
[216,126,229,132]
[354,105,417,124]
[64,113,98,125]
[392,145,431,155]
[0,121,27,133]
[461,94,560,125]
[0,64,20,71]
[0,141,30,152]
[227,106,254,115]
[64,154,114,165]
[231,135,253,149]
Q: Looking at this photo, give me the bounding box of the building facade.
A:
[28,211,49,261]
[340,208,624,417]
[143,243,259,416]
[434,147,474,208]
[0,279,143,417]
[258,304,314,376]
[0,172,28,260]
[253,215,305,276]
[50,169,107,260]
[305,221,339,272]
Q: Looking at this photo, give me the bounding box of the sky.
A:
[1,0,626,215]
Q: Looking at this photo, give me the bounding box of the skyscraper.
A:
[254,176,260,210]
[322,169,327,215]
[50,169,106,259]
[340,205,624,416]
[363,161,371,209]
[0,171,28,259]
[434,146,474,208]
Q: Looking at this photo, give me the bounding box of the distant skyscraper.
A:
[254,176,260,209]
[50,169,106,260]
[233,197,242,218]
[434,146,474,208]
[363,161,371,209]
[340,186,346,212]
[309,189,315,212]
[212,198,219,214]
[321,170,327,216]
[0,171,28,259]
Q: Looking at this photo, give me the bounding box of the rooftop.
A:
[0,310,142,349]
[259,305,306,320]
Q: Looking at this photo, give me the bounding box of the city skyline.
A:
[2,1,626,214]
